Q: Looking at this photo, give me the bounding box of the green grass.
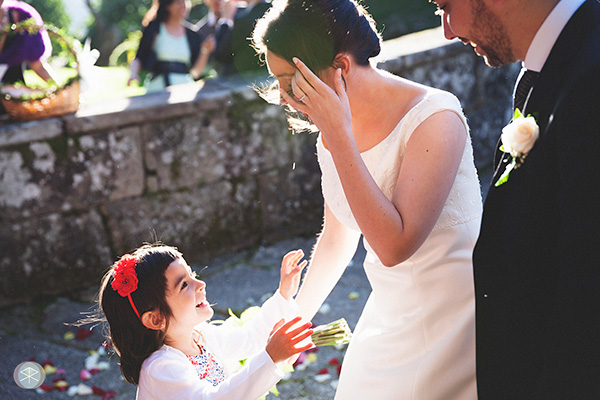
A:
[24,66,146,103]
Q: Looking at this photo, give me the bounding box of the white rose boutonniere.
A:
[494,109,539,187]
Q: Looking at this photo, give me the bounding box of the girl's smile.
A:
[164,258,214,329]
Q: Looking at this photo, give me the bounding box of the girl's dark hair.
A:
[98,244,182,385]
[253,0,381,73]
[142,0,176,27]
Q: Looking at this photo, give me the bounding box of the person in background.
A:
[0,0,58,84]
[194,0,238,76]
[128,0,214,92]
[434,0,600,398]
[229,0,272,75]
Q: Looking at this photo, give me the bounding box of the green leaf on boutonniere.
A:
[514,108,523,120]
[514,108,538,121]
[495,158,516,187]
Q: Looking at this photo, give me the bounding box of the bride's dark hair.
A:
[252,0,381,131]
[253,0,381,72]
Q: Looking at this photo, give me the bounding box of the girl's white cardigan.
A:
[137,290,298,400]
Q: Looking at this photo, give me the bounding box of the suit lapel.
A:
[524,0,599,118]
[490,0,600,187]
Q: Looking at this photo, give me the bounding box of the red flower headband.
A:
[111,255,141,320]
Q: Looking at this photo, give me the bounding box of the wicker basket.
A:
[1,23,80,122]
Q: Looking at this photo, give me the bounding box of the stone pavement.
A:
[0,236,369,400]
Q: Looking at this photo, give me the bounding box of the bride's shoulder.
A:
[408,85,463,114]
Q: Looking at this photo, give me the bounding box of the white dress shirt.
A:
[524,0,586,72]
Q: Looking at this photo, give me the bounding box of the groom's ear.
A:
[332,54,351,76]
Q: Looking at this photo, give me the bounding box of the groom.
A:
[435,0,600,398]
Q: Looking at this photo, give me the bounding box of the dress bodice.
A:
[317,89,482,239]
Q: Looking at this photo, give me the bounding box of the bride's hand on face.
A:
[280,58,352,142]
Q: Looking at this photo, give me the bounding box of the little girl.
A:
[98,243,313,400]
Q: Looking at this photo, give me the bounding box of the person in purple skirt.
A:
[0,0,58,84]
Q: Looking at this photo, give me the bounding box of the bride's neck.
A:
[348,68,398,134]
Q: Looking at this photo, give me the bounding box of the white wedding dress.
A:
[317,89,482,399]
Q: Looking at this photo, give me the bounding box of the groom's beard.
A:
[467,0,516,68]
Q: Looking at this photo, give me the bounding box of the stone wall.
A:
[0,28,519,306]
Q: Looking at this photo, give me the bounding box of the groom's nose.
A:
[441,13,458,41]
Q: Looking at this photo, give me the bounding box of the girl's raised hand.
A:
[280,57,352,143]
[279,249,308,301]
[265,317,314,364]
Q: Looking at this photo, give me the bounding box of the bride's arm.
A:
[329,110,466,267]
[295,202,361,321]
[283,58,466,267]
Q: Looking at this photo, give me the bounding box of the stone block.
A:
[477,62,520,104]
[0,210,112,307]
[63,80,232,134]
[0,125,144,219]
[102,179,261,263]
[143,94,291,192]
[468,102,514,170]
[258,163,323,243]
[0,118,63,147]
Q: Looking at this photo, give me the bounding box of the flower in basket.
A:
[0,19,81,121]
[495,108,539,187]
[74,38,102,98]
[310,318,353,347]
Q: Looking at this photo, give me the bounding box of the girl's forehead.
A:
[165,258,190,279]
[169,257,189,271]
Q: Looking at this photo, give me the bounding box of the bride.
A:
[253,0,482,398]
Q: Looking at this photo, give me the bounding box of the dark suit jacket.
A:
[473,1,600,398]
[230,1,272,74]
[204,2,272,77]
[194,13,237,76]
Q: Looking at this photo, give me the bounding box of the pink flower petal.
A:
[80,368,92,380]
[103,390,117,400]
[293,352,307,367]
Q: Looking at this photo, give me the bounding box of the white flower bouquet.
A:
[311,318,353,347]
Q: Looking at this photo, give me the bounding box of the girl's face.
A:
[163,258,213,331]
